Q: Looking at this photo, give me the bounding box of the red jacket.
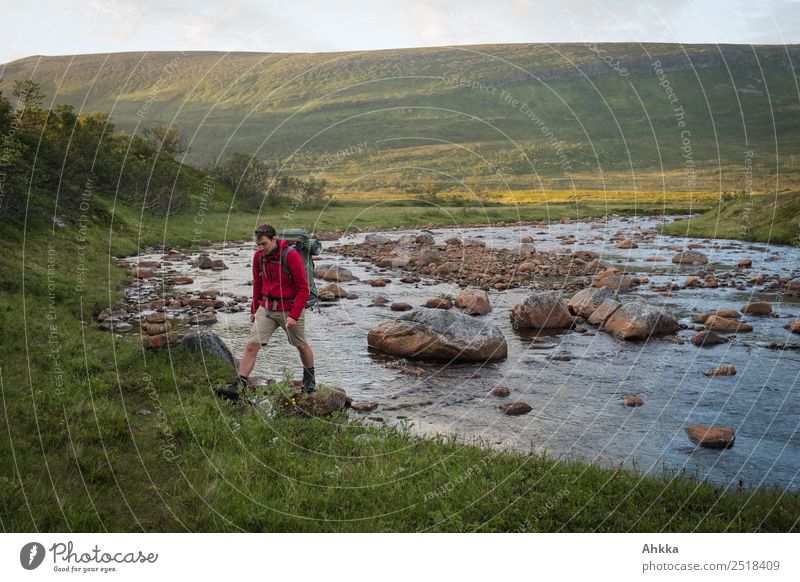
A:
[250,239,309,320]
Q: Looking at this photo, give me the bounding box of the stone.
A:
[510,291,573,330]
[741,301,772,315]
[372,295,389,306]
[623,395,645,407]
[672,251,709,265]
[595,274,638,291]
[498,401,532,416]
[572,250,599,260]
[390,302,413,311]
[364,233,391,244]
[737,258,752,268]
[145,312,167,323]
[784,320,800,334]
[170,275,193,285]
[704,364,737,376]
[210,260,228,270]
[417,247,441,266]
[366,278,390,287]
[196,255,213,269]
[179,331,237,370]
[615,240,638,249]
[685,424,735,449]
[415,232,435,245]
[705,315,753,333]
[520,235,535,243]
[692,330,728,347]
[319,283,351,298]
[313,231,340,241]
[587,299,622,327]
[367,308,508,362]
[143,321,170,336]
[445,237,462,246]
[132,267,155,279]
[425,297,453,309]
[189,313,218,326]
[489,386,511,397]
[314,265,358,282]
[455,288,491,316]
[351,400,379,412]
[378,258,410,269]
[603,301,679,340]
[684,276,701,287]
[567,287,616,318]
[279,388,349,416]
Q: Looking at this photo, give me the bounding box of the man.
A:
[215,224,315,402]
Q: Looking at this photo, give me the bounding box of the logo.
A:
[20,542,46,570]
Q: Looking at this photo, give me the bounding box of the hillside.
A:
[2,44,800,193]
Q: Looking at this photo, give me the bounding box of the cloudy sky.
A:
[2,0,798,63]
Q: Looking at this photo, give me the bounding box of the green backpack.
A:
[258,228,322,309]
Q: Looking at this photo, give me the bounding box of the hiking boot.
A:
[214,375,248,403]
[301,366,316,393]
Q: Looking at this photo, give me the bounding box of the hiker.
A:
[216,224,316,402]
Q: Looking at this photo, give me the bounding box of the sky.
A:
[2,0,799,63]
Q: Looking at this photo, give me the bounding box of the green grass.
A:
[661,191,800,245]
[1,193,798,532]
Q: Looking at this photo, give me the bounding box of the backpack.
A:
[258,228,322,310]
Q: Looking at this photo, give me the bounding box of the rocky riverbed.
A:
[105,215,800,491]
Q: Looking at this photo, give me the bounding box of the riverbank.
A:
[1,198,798,532]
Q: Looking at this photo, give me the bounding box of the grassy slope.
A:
[3,44,799,192]
[1,190,798,532]
[661,191,800,245]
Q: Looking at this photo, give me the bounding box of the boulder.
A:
[425,297,453,310]
[603,301,679,340]
[319,283,353,299]
[705,315,753,333]
[567,287,616,318]
[146,312,167,323]
[314,265,358,282]
[455,289,491,316]
[313,231,340,241]
[737,258,752,267]
[417,247,441,266]
[367,308,508,362]
[498,401,532,416]
[196,255,213,269]
[170,275,193,285]
[143,321,170,336]
[415,232,435,245]
[489,386,511,397]
[179,331,237,370]
[595,274,638,291]
[623,395,645,407]
[210,260,228,270]
[615,240,638,249]
[377,258,410,269]
[189,313,218,326]
[351,400,379,412]
[572,250,599,260]
[510,291,573,330]
[279,388,349,416]
[364,233,391,244]
[704,364,736,376]
[692,330,728,347]
[390,302,413,312]
[587,299,622,327]
[784,320,800,334]
[741,301,772,315]
[371,295,389,306]
[685,424,735,449]
[672,251,708,265]
[133,267,155,279]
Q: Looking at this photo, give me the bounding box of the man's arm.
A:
[287,249,309,320]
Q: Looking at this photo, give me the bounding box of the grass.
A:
[661,191,800,245]
[1,191,798,532]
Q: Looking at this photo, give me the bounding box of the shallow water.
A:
[134,215,800,492]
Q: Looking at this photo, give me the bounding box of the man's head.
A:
[255,224,278,255]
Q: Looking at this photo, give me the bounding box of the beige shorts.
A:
[248,306,307,347]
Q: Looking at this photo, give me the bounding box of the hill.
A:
[3,43,800,193]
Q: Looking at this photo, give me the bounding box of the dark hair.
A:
[254,224,276,239]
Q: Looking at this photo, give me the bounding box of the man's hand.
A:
[250,312,255,323]
[286,316,297,328]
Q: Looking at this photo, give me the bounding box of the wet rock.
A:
[146,312,167,324]
[319,283,353,299]
[572,250,599,260]
[364,233,391,244]
[132,267,155,279]
[704,364,737,376]
[623,395,645,407]
[684,276,701,287]
[604,301,679,340]
[199,289,220,299]
[693,309,740,324]
[390,302,413,311]
[685,424,735,449]
[456,288,491,316]
[279,388,349,416]
[142,332,181,349]
[595,274,638,291]
[672,251,708,265]
[170,275,194,285]
[615,240,638,249]
[425,297,453,309]
[445,237,462,246]
[315,265,358,282]
[587,299,622,327]
[196,255,213,269]
[498,401,532,415]
[365,278,391,287]
[313,231,340,241]
[351,400,379,412]
[510,291,573,330]
[692,330,728,347]
[417,247,441,266]
[372,295,389,306]
[179,331,237,370]
[489,386,511,397]
[515,242,536,255]
[784,320,800,334]
[143,321,171,336]
[189,313,218,326]
[567,287,616,318]
[741,301,772,315]
[705,315,753,333]
[99,319,133,332]
[210,260,228,270]
[415,232,435,245]
[368,308,508,362]
[737,258,752,268]
[377,258,410,269]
